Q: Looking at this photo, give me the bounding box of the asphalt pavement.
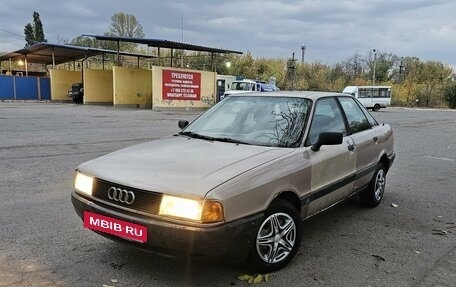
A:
[0,102,455,287]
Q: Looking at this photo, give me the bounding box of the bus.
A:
[342,86,392,111]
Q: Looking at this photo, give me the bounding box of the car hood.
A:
[77,136,293,198]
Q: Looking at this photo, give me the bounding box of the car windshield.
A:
[182,96,312,147]
[230,82,253,91]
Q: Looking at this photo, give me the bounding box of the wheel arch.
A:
[272,191,301,214]
[379,153,390,173]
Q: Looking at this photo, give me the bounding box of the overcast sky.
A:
[1,0,455,69]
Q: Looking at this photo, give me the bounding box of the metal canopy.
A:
[83,34,243,55]
[0,42,156,65]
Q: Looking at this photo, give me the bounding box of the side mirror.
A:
[178,120,189,130]
[311,132,343,151]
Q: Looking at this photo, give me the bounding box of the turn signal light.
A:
[201,201,224,223]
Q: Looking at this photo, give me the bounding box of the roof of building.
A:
[82,34,243,55]
[0,42,156,65]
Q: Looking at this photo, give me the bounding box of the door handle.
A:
[348,144,355,151]
[373,136,378,142]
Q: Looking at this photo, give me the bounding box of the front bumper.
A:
[71,191,263,260]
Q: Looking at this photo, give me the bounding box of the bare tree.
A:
[109,12,144,38]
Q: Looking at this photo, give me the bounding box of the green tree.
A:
[109,12,145,38]
[230,53,256,79]
[24,11,46,46]
[106,12,144,52]
[443,82,456,109]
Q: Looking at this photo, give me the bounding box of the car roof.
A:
[230,91,349,101]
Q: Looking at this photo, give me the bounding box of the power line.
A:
[0,28,23,39]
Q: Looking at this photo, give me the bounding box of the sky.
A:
[1,0,455,69]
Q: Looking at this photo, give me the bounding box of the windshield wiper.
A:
[211,137,251,145]
[179,132,250,145]
[178,131,215,141]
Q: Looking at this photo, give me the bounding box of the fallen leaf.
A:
[237,275,253,281]
[432,229,448,235]
[110,279,118,283]
[253,275,263,284]
[102,285,114,287]
[414,251,421,254]
[391,203,398,208]
[437,216,443,218]
[264,274,270,282]
[248,278,254,284]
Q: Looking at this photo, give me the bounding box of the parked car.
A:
[220,79,279,100]
[71,91,395,272]
[67,83,83,104]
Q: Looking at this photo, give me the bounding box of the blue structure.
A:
[0,75,50,100]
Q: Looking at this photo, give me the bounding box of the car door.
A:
[305,97,357,215]
[337,96,379,190]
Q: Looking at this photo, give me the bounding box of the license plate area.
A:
[83,211,147,243]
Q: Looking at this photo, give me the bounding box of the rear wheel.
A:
[248,200,302,273]
[372,104,380,112]
[360,163,387,207]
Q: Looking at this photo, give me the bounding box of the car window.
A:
[185,96,312,148]
[354,98,378,127]
[338,97,371,134]
[305,97,347,146]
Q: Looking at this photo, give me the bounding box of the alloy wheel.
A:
[256,212,296,264]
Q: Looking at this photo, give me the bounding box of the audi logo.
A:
[107,187,135,205]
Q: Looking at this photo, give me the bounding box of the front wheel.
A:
[73,95,83,104]
[248,200,302,273]
[360,163,387,207]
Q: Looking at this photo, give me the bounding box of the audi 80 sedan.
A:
[71,92,395,272]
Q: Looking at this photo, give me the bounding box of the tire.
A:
[360,163,387,207]
[73,94,83,104]
[372,104,380,112]
[248,200,302,273]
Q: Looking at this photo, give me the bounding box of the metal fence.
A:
[0,75,50,100]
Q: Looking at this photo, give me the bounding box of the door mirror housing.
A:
[311,132,343,151]
[178,120,189,130]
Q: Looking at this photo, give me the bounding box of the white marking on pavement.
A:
[424,156,455,162]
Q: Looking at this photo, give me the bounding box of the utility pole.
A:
[286,52,297,90]
[372,49,377,86]
[301,44,306,63]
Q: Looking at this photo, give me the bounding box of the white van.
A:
[342,86,391,111]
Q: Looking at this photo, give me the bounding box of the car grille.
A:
[92,178,162,215]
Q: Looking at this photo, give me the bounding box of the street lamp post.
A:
[372,49,377,86]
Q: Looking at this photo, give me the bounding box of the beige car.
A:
[71,92,395,272]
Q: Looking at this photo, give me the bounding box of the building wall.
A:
[50,70,82,102]
[113,67,152,108]
[83,69,113,105]
[152,66,216,111]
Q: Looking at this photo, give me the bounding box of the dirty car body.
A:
[71,91,395,272]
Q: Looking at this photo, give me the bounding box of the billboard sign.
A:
[162,70,201,100]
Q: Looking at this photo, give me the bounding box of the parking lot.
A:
[1,102,455,287]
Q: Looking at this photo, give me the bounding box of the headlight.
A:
[159,195,224,223]
[74,171,94,196]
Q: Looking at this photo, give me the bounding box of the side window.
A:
[306,98,347,146]
[338,97,371,134]
[354,98,378,127]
